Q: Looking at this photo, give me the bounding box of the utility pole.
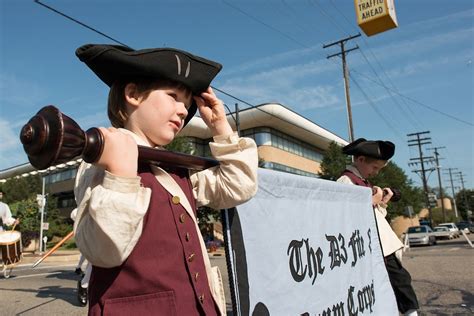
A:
[323,33,361,142]
[445,167,459,218]
[37,176,47,254]
[223,103,240,136]
[407,131,435,226]
[235,103,240,136]
[429,146,446,222]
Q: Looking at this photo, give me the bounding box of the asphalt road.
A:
[0,236,472,316]
[402,235,474,315]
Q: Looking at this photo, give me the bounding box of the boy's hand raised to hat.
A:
[194,87,233,137]
[95,127,138,177]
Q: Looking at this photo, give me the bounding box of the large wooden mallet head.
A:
[20,105,218,171]
[20,105,104,170]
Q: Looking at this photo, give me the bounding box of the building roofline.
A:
[0,159,81,182]
[180,103,348,150]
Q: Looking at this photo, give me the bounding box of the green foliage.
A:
[455,189,474,220]
[6,181,71,247]
[429,207,458,226]
[197,206,221,243]
[0,175,42,204]
[370,162,424,219]
[9,198,40,247]
[197,206,220,231]
[43,203,73,240]
[164,136,193,154]
[318,142,351,181]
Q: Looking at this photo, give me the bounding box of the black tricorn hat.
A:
[76,44,223,126]
[342,138,395,160]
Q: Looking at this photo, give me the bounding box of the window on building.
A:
[44,168,78,184]
[187,126,324,164]
[243,127,324,162]
[260,161,318,178]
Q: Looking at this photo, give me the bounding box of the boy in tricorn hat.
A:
[337,138,419,316]
[73,44,258,315]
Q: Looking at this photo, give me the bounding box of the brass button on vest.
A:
[185,232,190,241]
[194,272,199,281]
[188,253,195,262]
[199,294,205,304]
[172,196,180,204]
[179,213,186,223]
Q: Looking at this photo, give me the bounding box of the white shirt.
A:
[73,129,258,267]
[0,201,16,232]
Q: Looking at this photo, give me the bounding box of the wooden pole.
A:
[32,230,74,268]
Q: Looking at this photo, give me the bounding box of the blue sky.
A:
[1,0,473,191]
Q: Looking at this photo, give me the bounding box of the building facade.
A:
[181,103,347,177]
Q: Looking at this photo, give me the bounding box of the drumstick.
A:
[10,219,19,231]
[32,231,74,268]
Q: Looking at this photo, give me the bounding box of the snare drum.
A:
[0,231,22,265]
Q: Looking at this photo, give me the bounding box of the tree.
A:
[8,198,41,247]
[455,189,474,220]
[165,136,193,153]
[318,142,350,181]
[0,175,42,204]
[2,174,71,246]
[370,162,424,219]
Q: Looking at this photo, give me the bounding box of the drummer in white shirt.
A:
[0,190,19,232]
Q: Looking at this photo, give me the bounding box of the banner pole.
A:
[221,208,241,316]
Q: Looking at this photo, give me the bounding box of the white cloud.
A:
[217,57,342,110]
[354,27,474,73]
[0,74,46,108]
[0,118,29,170]
[222,45,322,77]
[405,8,474,30]
[76,111,110,129]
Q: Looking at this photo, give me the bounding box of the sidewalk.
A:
[18,247,226,267]
[18,249,81,267]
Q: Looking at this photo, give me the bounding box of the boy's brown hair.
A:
[108,78,192,128]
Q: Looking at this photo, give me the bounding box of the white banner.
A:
[226,169,397,315]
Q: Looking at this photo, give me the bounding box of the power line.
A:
[355,48,422,130]
[444,167,459,217]
[349,73,405,141]
[351,69,473,126]
[230,0,473,128]
[323,34,360,142]
[310,0,348,36]
[429,146,447,221]
[34,0,130,48]
[222,0,309,48]
[33,0,346,146]
[327,0,435,130]
[310,3,417,140]
[407,131,435,226]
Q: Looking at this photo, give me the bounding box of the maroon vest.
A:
[88,164,219,316]
[341,169,372,188]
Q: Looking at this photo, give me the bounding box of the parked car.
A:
[432,226,454,240]
[406,225,437,246]
[456,221,473,234]
[438,222,460,238]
